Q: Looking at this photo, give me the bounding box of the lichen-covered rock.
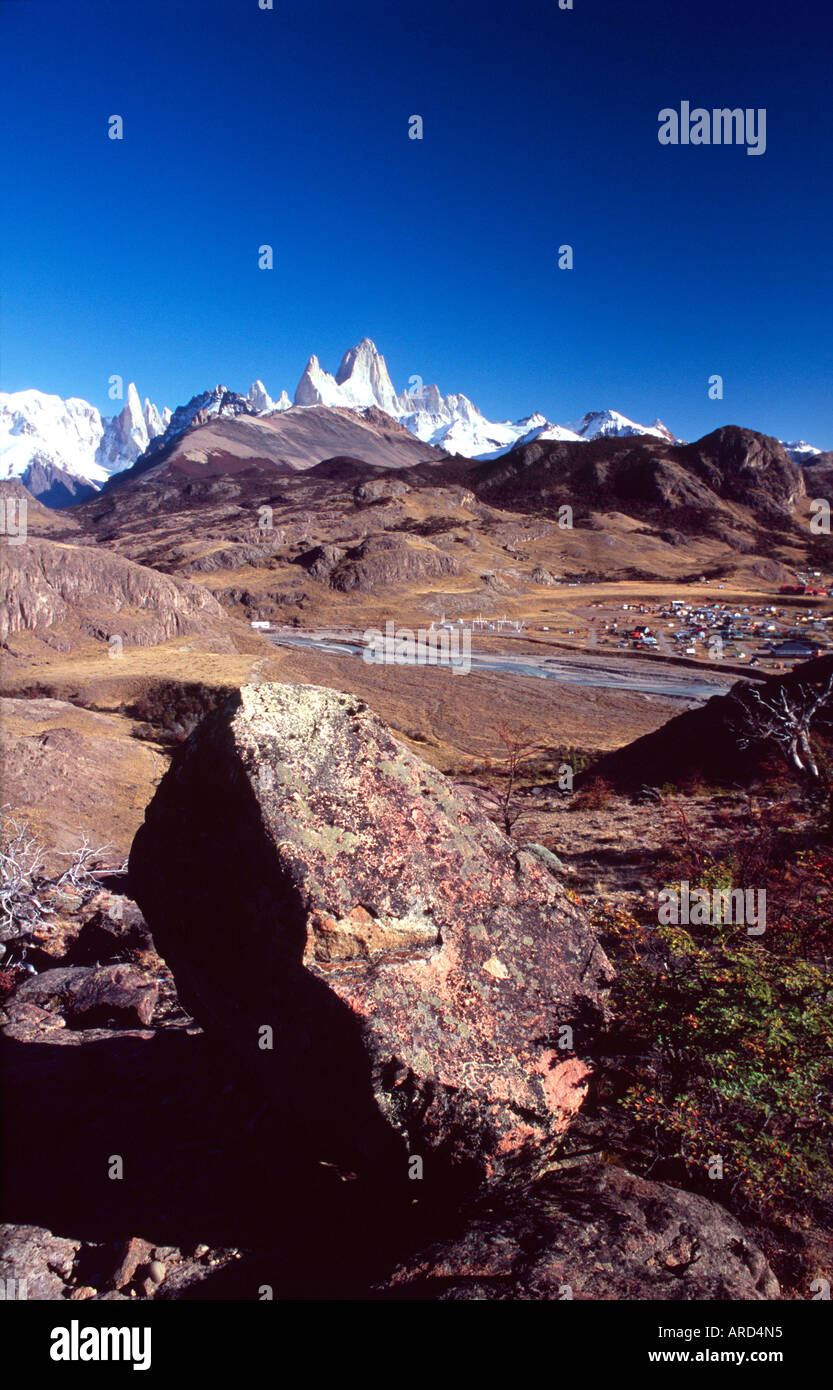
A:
[129,682,613,1186]
[0,1223,80,1300]
[379,1162,780,1301]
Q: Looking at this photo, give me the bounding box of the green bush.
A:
[596,898,833,1221]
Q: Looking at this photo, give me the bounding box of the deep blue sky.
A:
[1,0,832,445]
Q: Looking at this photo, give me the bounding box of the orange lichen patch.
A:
[531,1051,591,1117]
[495,1121,545,1156]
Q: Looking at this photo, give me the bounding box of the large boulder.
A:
[379,1162,780,1301]
[129,682,613,1187]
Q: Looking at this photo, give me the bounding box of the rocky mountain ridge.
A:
[15,337,821,508]
[6,337,826,507]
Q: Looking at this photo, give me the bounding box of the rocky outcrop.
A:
[0,1219,240,1301]
[129,682,613,1187]
[5,964,158,1034]
[177,538,285,576]
[353,477,410,504]
[679,426,805,517]
[292,542,347,582]
[328,534,460,592]
[380,1162,780,1300]
[0,1224,82,1300]
[0,536,226,643]
[0,684,785,1302]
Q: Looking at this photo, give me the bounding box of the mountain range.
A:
[0,337,824,506]
[0,384,173,506]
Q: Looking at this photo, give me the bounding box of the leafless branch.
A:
[730,676,833,782]
[0,807,115,946]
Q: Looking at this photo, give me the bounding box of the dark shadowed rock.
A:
[585,654,833,792]
[379,1162,779,1301]
[66,897,153,967]
[129,682,613,1187]
[469,425,804,534]
[8,964,158,1031]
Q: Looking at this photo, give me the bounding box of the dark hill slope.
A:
[584,654,833,791]
[464,427,804,538]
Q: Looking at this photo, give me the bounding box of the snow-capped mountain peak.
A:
[781,439,822,465]
[145,385,252,450]
[96,382,168,475]
[335,337,399,416]
[291,339,564,458]
[294,354,347,409]
[9,341,825,509]
[288,341,684,457]
[247,380,273,413]
[650,418,674,438]
[0,389,109,501]
[518,412,549,431]
[143,397,169,440]
[567,409,676,442]
[247,380,292,414]
[95,384,255,486]
[0,383,165,504]
[293,339,400,415]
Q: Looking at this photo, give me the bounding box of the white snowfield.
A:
[0,390,110,487]
[2,338,822,501]
[0,382,170,491]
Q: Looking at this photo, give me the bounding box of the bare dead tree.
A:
[55,834,113,891]
[730,676,833,783]
[0,811,50,944]
[1,808,114,947]
[494,722,543,836]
